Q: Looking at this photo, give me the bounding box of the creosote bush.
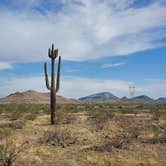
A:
[87,134,130,152]
[0,137,29,166]
[8,120,25,130]
[0,129,11,141]
[39,127,77,148]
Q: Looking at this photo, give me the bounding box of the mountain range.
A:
[79,92,118,102]
[78,92,166,103]
[0,91,165,104]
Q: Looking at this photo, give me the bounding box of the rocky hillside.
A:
[0,90,79,104]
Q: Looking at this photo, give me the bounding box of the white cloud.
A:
[0,62,12,70]
[102,62,126,68]
[0,76,165,99]
[61,77,132,98]
[0,76,131,98]
[0,76,45,97]
[135,79,166,98]
[0,0,165,62]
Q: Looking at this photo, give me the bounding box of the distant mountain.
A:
[121,96,129,100]
[0,90,79,104]
[156,97,166,103]
[120,96,130,102]
[79,92,119,102]
[1,90,165,104]
[131,95,154,103]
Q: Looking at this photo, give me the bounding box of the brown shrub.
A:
[39,127,77,148]
[0,137,29,166]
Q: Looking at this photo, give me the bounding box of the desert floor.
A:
[0,103,166,166]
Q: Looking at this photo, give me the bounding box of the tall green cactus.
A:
[44,44,61,125]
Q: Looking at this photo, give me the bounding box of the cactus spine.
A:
[44,44,61,125]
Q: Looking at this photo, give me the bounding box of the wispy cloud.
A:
[0,0,165,62]
[0,62,12,70]
[102,62,126,68]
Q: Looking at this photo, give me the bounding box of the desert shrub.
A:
[39,127,77,147]
[135,105,144,109]
[140,124,165,144]
[131,129,141,139]
[151,107,160,120]
[0,120,25,130]
[0,109,3,114]
[0,129,11,141]
[87,135,130,152]
[141,137,166,144]
[0,122,10,129]
[0,138,29,166]
[57,104,81,114]
[24,114,36,121]
[151,125,160,137]
[88,111,114,132]
[8,120,25,130]
[9,111,23,121]
[0,104,50,118]
[56,115,76,125]
[127,126,143,140]
[15,156,42,166]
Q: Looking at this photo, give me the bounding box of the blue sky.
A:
[0,0,166,98]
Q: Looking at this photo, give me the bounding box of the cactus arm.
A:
[54,49,58,59]
[48,48,51,58]
[56,56,61,93]
[51,44,54,56]
[44,62,50,90]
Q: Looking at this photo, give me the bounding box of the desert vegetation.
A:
[0,103,165,166]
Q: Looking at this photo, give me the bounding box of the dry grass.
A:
[0,103,165,166]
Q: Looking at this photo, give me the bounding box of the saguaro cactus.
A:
[44,44,61,125]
